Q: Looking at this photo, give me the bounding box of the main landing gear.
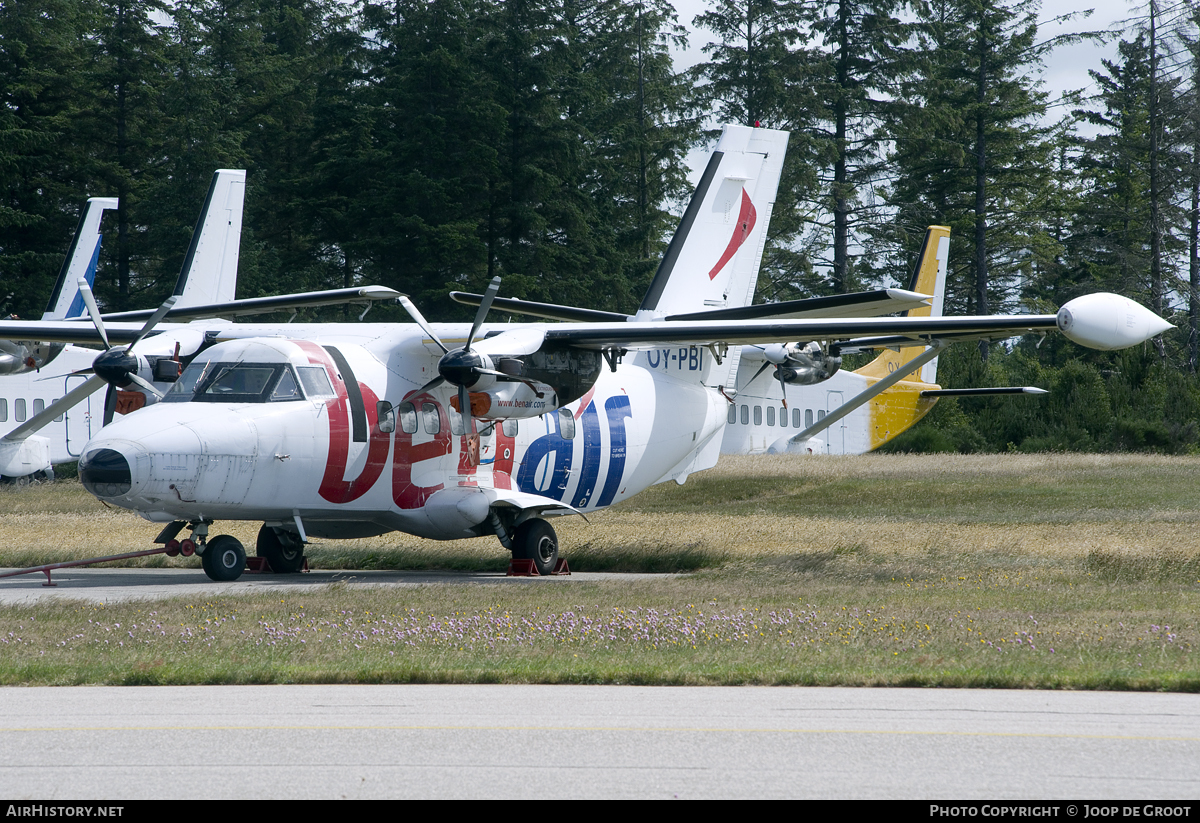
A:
[256,524,306,574]
[499,516,568,576]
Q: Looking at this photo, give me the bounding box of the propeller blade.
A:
[459,384,475,435]
[776,368,789,410]
[76,277,110,350]
[465,276,501,352]
[127,294,179,352]
[2,374,107,442]
[103,385,117,426]
[126,372,165,399]
[473,327,545,357]
[398,296,449,354]
[415,375,445,395]
[740,360,772,390]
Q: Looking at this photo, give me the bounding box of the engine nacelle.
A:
[0,340,65,375]
[769,342,841,386]
[452,343,603,421]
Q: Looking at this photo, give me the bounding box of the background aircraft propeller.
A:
[29,279,180,431]
[742,342,843,409]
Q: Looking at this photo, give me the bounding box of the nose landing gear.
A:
[200,534,246,582]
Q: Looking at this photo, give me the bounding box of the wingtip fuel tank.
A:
[1056,293,1173,351]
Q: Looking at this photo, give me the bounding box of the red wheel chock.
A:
[244,557,310,574]
[507,558,539,576]
[505,558,571,577]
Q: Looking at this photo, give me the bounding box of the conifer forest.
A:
[3,0,1200,453]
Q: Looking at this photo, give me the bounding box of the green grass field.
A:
[1,453,1197,688]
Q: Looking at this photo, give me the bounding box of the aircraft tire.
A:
[256,525,305,574]
[202,535,246,582]
[512,518,558,576]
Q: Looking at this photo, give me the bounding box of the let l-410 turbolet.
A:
[65,125,1170,581]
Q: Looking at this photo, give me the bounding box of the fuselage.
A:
[719,355,939,455]
[79,324,730,541]
[0,346,108,463]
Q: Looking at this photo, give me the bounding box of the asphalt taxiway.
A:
[2,567,1198,800]
[1,684,1198,799]
[0,566,656,604]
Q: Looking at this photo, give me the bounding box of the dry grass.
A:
[2,453,1199,575]
[2,453,1199,688]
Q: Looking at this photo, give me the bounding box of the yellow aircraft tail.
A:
[853,225,949,449]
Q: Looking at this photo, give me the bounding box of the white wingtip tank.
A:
[636,125,788,318]
[1056,293,1174,351]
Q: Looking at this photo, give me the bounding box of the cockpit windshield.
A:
[162,362,309,404]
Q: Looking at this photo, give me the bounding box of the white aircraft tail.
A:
[171,169,245,307]
[40,197,119,321]
[637,126,788,319]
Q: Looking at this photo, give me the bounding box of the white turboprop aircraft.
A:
[0,170,400,479]
[0,125,1169,581]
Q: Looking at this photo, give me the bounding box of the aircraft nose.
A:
[79,448,132,498]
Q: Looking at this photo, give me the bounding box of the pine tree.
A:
[0,0,105,318]
[881,0,1065,339]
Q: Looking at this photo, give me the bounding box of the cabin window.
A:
[727,404,736,425]
[15,398,25,422]
[421,402,440,434]
[377,401,395,434]
[805,409,814,427]
[780,407,787,426]
[753,406,762,426]
[818,410,826,421]
[0,398,7,421]
[397,401,417,434]
[503,418,519,438]
[448,406,465,436]
[766,406,775,426]
[33,399,44,415]
[558,408,576,440]
[740,405,749,425]
[792,408,801,428]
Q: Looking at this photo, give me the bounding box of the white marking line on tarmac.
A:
[2,725,1198,742]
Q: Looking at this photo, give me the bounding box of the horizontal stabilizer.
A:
[920,387,1048,397]
[666,289,931,322]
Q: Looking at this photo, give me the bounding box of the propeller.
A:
[742,342,843,409]
[14,281,181,436]
[77,278,179,423]
[398,276,546,438]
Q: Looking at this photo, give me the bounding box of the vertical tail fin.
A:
[637,125,788,319]
[171,169,246,308]
[41,197,119,320]
[855,225,949,384]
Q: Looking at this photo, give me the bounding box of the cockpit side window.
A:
[270,368,303,402]
[297,366,335,398]
[162,361,212,403]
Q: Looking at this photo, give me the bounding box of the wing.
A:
[535,294,1170,353]
[0,287,402,345]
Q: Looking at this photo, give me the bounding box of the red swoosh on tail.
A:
[708,189,756,280]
